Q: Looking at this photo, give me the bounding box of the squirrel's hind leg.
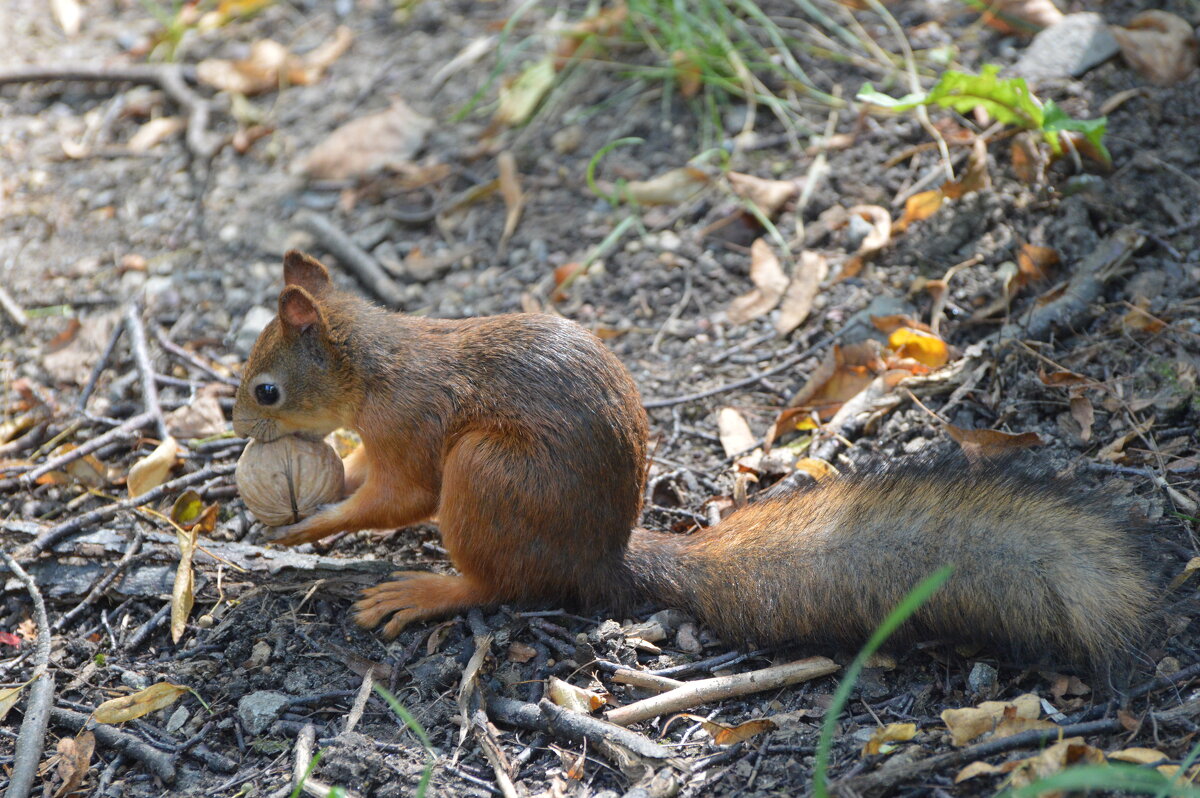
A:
[354,572,489,638]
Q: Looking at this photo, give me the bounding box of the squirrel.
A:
[232,251,1150,669]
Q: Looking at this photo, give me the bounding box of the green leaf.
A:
[924,65,1043,130]
[1043,100,1110,163]
[856,83,929,111]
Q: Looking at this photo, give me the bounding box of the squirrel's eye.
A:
[254,383,280,406]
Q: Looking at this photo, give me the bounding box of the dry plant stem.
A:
[293,210,407,308]
[605,657,839,726]
[342,672,374,736]
[839,717,1124,794]
[643,330,842,409]
[53,529,145,632]
[263,723,315,798]
[486,697,675,761]
[153,326,239,387]
[609,668,685,693]
[125,302,168,441]
[0,283,28,328]
[49,707,176,785]
[472,708,522,798]
[22,410,156,485]
[16,462,236,560]
[0,63,219,158]
[1,551,54,798]
[77,320,126,412]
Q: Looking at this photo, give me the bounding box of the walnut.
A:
[235,436,344,527]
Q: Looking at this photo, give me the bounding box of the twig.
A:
[125,302,168,441]
[293,210,406,308]
[472,708,522,798]
[605,657,839,726]
[0,62,220,158]
[49,707,176,785]
[486,697,676,762]
[1,551,55,798]
[643,331,841,409]
[608,667,685,694]
[14,462,236,560]
[124,603,172,652]
[153,326,239,387]
[77,320,125,412]
[22,410,155,485]
[52,529,145,632]
[343,671,374,736]
[0,283,28,328]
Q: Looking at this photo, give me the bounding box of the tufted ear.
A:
[279,285,324,335]
[283,251,332,297]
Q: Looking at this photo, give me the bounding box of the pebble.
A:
[967,662,999,698]
[234,306,276,357]
[237,691,291,736]
[1011,13,1120,81]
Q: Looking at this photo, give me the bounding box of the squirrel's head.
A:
[233,251,356,442]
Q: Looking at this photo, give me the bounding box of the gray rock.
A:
[1011,13,1120,81]
[237,691,290,736]
[967,662,999,698]
[234,305,276,357]
[165,705,190,734]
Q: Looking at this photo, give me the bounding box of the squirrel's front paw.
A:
[354,572,486,639]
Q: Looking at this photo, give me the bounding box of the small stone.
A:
[235,306,276,357]
[675,622,703,654]
[237,691,290,736]
[967,662,999,698]
[165,706,190,734]
[1011,13,1120,81]
[551,125,584,155]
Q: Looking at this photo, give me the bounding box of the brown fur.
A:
[234,252,1150,668]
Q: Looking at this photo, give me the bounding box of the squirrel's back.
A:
[624,456,1150,668]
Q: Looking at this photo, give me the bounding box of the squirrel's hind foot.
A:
[354,571,489,638]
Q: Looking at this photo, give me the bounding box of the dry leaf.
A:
[691,716,778,746]
[1110,11,1198,86]
[943,138,991,199]
[165,383,228,439]
[726,238,788,324]
[43,312,120,387]
[0,677,33,722]
[1120,296,1166,334]
[944,424,1043,460]
[862,722,917,756]
[847,205,891,256]
[494,56,556,127]
[955,759,1007,782]
[299,98,432,180]
[1007,738,1104,789]
[718,407,756,457]
[51,0,83,36]
[172,521,199,643]
[1097,416,1154,462]
[1069,393,1094,442]
[127,117,185,153]
[887,327,949,369]
[776,251,829,335]
[507,642,538,663]
[1037,368,1091,388]
[53,731,94,798]
[941,693,1042,746]
[624,166,710,206]
[980,0,1064,34]
[671,50,703,98]
[773,342,885,437]
[1017,243,1060,285]
[92,682,189,724]
[794,458,838,481]
[497,151,524,248]
[556,3,628,63]
[1108,747,1167,765]
[547,677,605,713]
[895,189,944,232]
[197,27,352,95]
[1011,133,1045,183]
[127,436,179,497]
[727,172,798,217]
[1168,557,1200,590]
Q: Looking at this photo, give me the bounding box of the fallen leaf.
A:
[1006,738,1104,789]
[671,50,703,98]
[172,520,199,643]
[299,98,433,180]
[894,189,944,232]
[170,490,204,527]
[726,238,789,324]
[92,682,189,724]
[126,436,179,498]
[53,731,94,798]
[43,312,120,387]
[942,137,991,199]
[1168,557,1200,590]
[547,677,605,713]
[556,3,628,63]
[0,631,20,648]
[0,677,33,722]
[887,327,949,368]
[624,166,711,206]
[794,458,838,481]
[1037,368,1091,388]
[1010,133,1045,183]
[196,27,352,95]
[507,642,538,663]
[64,448,109,489]
[847,205,891,256]
[1097,416,1154,462]
[1110,11,1198,86]
[775,251,828,335]
[1069,393,1094,442]
[127,117,185,153]
[51,0,83,36]
[955,759,1007,782]
[687,715,778,746]
[774,342,885,437]
[494,56,556,127]
[979,0,1063,34]
[1120,296,1166,335]
[942,693,1042,746]
[862,722,917,756]
[497,151,524,248]
[728,172,798,217]
[718,407,756,458]
[165,384,228,439]
[1108,747,1167,765]
[944,424,1043,460]
[1016,243,1060,285]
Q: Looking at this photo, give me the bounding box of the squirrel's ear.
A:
[283,251,332,297]
[279,286,324,334]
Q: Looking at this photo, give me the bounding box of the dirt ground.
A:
[2,0,1200,796]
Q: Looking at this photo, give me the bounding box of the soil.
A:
[2,1,1200,796]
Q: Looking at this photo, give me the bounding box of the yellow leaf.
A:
[942,693,1041,746]
[862,722,917,756]
[172,522,200,643]
[1169,557,1200,591]
[93,682,189,724]
[624,166,710,206]
[494,56,556,127]
[954,760,1005,783]
[171,490,204,526]
[1109,747,1168,765]
[701,717,778,746]
[895,189,944,231]
[127,436,178,498]
[0,677,34,722]
[888,327,949,368]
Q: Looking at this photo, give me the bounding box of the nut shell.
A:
[236,436,344,527]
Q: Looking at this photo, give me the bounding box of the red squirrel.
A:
[232,252,1149,667]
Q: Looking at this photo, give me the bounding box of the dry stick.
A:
[643,330,842,409]
[48,707,176,785]
[293,209,407,308]
[15,462,236,560]
[0,63,219,158]
[52,529,144,632]
[0,283,28,328]
[839,717,1124,795]
[153,326,239,387]
[77,320,126,412]
[472,709,522,798]
[609,667,686,694]
[125,302,168,441]
[22,410,156,485]
[486,696,676,762]
[605,657,840,727]
[1,551,54,798]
